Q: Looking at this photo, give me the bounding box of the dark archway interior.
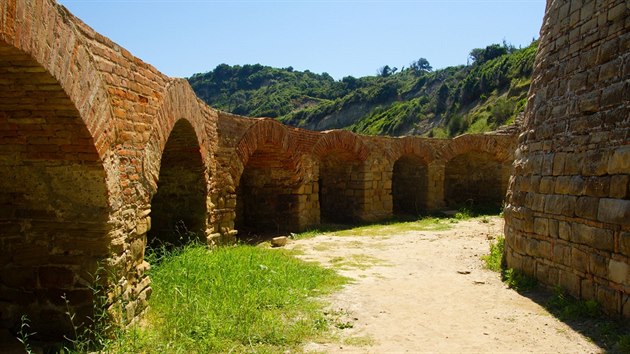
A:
[445,152,504,207]
[319,150,363,223]
[148,120,206,248]
[235,145,301,237]
[0,42,110,341]
[392,155,428,215]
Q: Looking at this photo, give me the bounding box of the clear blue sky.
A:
[57,0,546,80]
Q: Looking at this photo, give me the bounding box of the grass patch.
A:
[103,244,347,353]
[545,287,630,352]
[546,287,601,321]
[332,217,451,237]
[481,235,504,272]
[290,216,453,240]
[501,268,538,291]
[329,254,387,270]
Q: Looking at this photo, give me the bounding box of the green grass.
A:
[102,244,347,353]
[291,217,453,240]
[481,235,504,272]
[329,254,388,270]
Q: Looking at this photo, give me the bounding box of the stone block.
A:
[596,286,619,315]
[575,196,599,220]
[532,193,546,212]
[584,177,610,197]
[597,198,630,224]
[540,177,555,194]
[582,150,609,176]
[544,194,576,216]
[542,153,554,176]
[563,153,583,175]
[559,221,571,241]
[534,217,549,236]
[609,175,628,198]
[570,223,614,252]
[554,176,573,194]
[608,145,630,174]
[568,176,585,195]
[549,219,559,238]
[601,81,624,107]
[608,259,629,284]
[553,243,570,266]
[570,247,589,273]
[589,253,608,278]
[558,269,581,298]
[552,153,566,176]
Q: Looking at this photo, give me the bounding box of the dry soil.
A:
[286,216,602,353]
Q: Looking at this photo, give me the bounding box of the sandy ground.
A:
[286,217,602,354]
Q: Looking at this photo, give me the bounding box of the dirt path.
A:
[286,217,601,353]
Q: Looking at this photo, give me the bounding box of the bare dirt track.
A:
[287,217,602,354]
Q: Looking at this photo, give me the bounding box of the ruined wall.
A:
[0,0,219,340]
[504,0,629,317]
[216,116,517,239]
[0,0,520,343]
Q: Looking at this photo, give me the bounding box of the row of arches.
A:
[0,32,210,343]
[0,45,510,343]
[0,2,513,344]
[233,133,510,238]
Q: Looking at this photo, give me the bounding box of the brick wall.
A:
[0,0,520,343]
[504,0,629,317]
[217,117,517,239]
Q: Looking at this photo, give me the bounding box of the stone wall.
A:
[504,0,629,317]
[0,0,219,339]
[216,117,517,240]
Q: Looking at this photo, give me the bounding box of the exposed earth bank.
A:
[287,217,601,353]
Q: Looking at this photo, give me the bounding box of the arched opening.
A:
[445,151,504,208]
[235,145,316,238]
[148,120,206,248]
[319,150,364,223]
[392,155,428,215]
[0,42,110,341]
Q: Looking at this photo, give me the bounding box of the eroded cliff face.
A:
[504,0,629,317]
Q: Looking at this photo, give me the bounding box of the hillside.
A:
[188,42,537,137]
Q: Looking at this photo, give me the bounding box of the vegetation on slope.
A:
[189,41,537,137]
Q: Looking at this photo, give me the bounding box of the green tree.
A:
[410,58,432,75]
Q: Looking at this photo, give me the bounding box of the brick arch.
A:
[0,0,117,161]
[233,119,317,235]
[311,130,369,160]
[389,137,436,165]
[442,135,514,208]
[144,79,212,194]
[144,80,211,247]
[233,118,295,180]
[0,1,119,340]
[389,138,436,215]
[441,134,514,163]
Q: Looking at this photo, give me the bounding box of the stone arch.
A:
[389,138,435,215]
[234,118,292,180]
[233,120,317,236]
[312,131,369,223]
[143,80,214,250]
[0,27,116,344]
[442,135,513,209]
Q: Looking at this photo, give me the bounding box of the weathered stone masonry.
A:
[216,115,515,242]
[2,0,627,343]
[504,0,629,317]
